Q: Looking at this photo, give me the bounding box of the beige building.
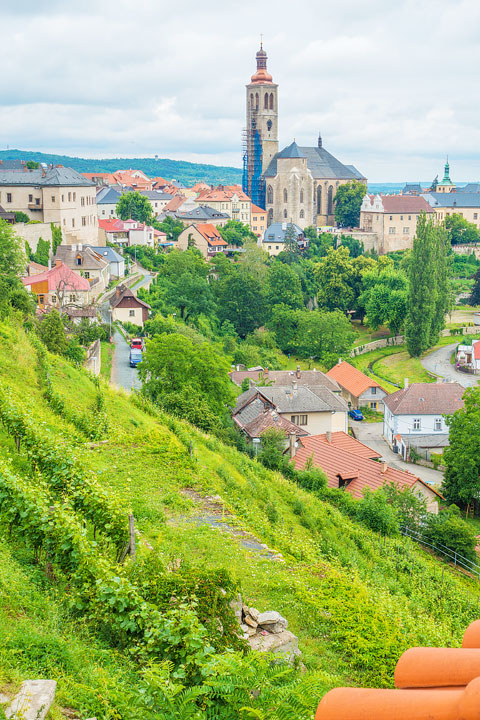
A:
[176,223,228,257]
[196,186,251,225]
[110,285,151,328]
[0,166,98,245]
[422,191,480,228]
[264,137,366,230]
[54,244,110,297]
[359,194,434,253]
[251,204,267,237]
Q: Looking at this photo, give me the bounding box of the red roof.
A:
[293,431,441,500]
[302,431,381,460]
[380,195,434,214]
[22,261,90,292]
[326,360,384,397]
[98,218,128,232]
[195,223,228,246]
[163,195,186,212]
[251,204,266,214]
[197,187,251,203]
[474,341,480,360]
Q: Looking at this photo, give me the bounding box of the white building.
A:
[456,340,480,372]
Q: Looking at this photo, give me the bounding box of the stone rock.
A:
[6,680,57,720]
[230,593,243,623]
[0,695,9,705]
[257,611,287,630]
[247,626,257,637]
[248,607,259,622]
[248,630,300,664]
[240,623,249,633]
[244,615,258,628]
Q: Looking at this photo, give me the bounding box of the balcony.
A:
[28,201,43,210]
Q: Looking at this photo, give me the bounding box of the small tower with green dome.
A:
[437,157,456,193]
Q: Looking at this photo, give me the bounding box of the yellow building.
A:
[360,194,435,253]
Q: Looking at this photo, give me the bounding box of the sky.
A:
[1,0,480,182]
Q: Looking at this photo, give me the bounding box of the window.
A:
[81,197,85,207]
[300,189,304,204]
[253,226,257,231]
[38,295,45,305]
[269,93,274,110]
[283,209,287,219]
[6,193,12,203]
[268,245,272,250]
[35,198,40,206]
[400,215,403,221]
[275,245,279,250]
[83,271,90,279]
[51,295,57,304]
[291,415,308,426]
[371,387,376,395]
[403,227,410,234]
[82,216,86,226]
[29,194,33,202]
[389,215,392,221]
[299,209,304,219]
[129,309,135,317]
[413,418,421,431]
[62,194,64,202]
[75,256,82,266]
[389,227,395,234]
[327,185,334,215]
[72,218,75,227]
[475,213,478,220]
[408,215,411,220]
[283,189,288,203]
[434,418,442,431]
[369,402,378,409]
[69,294,77,303]
[73,192,76,201]
[68,192,71,201]
[264,92,268,109]
[267,119,272,131]
[51,195,55,203]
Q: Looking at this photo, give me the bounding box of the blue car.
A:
[348,409,364,421]
[129,349,143,368]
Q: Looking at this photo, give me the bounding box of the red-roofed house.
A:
[98,218,155,247]
[292,430,442,513]
[457,339,480,372]
[360,194,434,253]
[22,260,91,310]
[251,204,267,237]
[196,187,251,225]
[326,360,388,412]
[110,284,151,327]
[176,223,228,257]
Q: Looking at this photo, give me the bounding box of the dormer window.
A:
[75,256,82,266]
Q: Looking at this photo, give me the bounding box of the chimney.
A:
[404,378,409,389]
[77,243,82,251]
[264,367,269,377]
[41,167,46,178]
[382,462,388,473]
[289,433,296,458]
[326,431,332,443]
[296,364,301,379]
[292,380,298,393]
[55,259,62,268]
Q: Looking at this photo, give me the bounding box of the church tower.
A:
[243,43,278,208]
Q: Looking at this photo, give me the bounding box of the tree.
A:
[32,237,50,267]
[218,220,256,247]
[314,246,355,312]
[340,234,364,258]
[26,160,40,169]
[139,333,234,417]
[405,213,450,357]
[0,219,32,316]
[38,309,67,354]
[468,268,480,306]
[51,223,63,253]
[215,269,266,338]
[295,310,355,366]
[334,180,367,228]
[116,191,154,224]
[266,262,303,310]
[445,214,480,245]
[155,215,185,242]
[422,506,477,563]
[14,211,30,223]
[443,387,480,510]
[165,272,214,321]
[359,269,408,335]
[257,428,288,471]
[283,223,300,255]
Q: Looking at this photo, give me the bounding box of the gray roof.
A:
[277,141,305,159]
[54,245,109,270]
[263,222,303,243]
[96,187,121,204]
[234,394,272,425]
[422,192,480,208]
[384,382,465,415]
[229,368,341,394]
[402,183,423,193]
[87,246,124,264]
[406,434,450,449]
[178,205,229,221]
[0,166,94,187]
[457,183,480,193]
[264,143,363,180]
[140,190,172,200]
[259,385,347,414]
[346,165,367,181]
[0,159,26,170]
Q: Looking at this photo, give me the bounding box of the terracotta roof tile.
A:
[22,261,91,292]
[380,195,434,214]
[326,360,385,397]
[195,223,227,246]
[384,383,465,415]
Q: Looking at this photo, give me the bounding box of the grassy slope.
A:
[1,317,480,715]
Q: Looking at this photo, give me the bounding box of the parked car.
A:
[129,349,143,368]
[348,408,364,421]
[130,338,144,350]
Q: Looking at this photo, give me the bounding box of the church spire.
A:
[442,156,452,184]
[250,41,273,84]
[318,131,322,149]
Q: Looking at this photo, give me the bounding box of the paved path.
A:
[110,327,142,391]
[352,420,443,486]
[421,343,478,388]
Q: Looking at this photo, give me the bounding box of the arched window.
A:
[267,119,272,131]
[250,93,254,108]
[317,186,322,214]
[269,93,274,110]
[299,209,304,219]
[300,189,304,204]
[283,188,288,203]
[255,93,259,110]
[267,208,273,226]
[267,185,273,204]
[283,209,288,219]
[327,185,334,215]
[264,92,269,109]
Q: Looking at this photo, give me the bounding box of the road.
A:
[421,343,478,388]
[352,420,443,486]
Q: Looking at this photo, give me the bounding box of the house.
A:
[456,339,480,372]
[157,194,197,220]
[233,402,308,453]
[229,366,341,395]
[109,285,151,327]
[359,194,434,253]
[251,204,267,237]
[140,190,172,214]
[260,222,307,256]
[176,223,228,257]
[383,381,465,459]
[196,186,251,225]
[233,383,348,436]
[422,192,480,230]
[0,204,15,223]
[111,169,152,191]
[292,431,442,513]
[22,260,91,310]
[87,246,125,279]
[98,218,154,247]
[326,360,388,412]
[177,205,230,227]
[26,260,48,276]
[54,244,110,297]
[0,166,98,245]
[96,186,122,218]
[62,306,98,324]
[190,181,211,195]
[81,172,117,186]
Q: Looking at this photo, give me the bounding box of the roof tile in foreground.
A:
[315,620,480,720]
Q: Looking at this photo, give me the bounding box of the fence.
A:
[84,339,101,376]
[351,326,480,357]
[401,526,480,580]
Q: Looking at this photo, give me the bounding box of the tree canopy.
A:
[443,387,480,510]
[334,180,367,228]
[116,191,155,224]
[445,214,480,245]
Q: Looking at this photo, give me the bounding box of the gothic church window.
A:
[250,93,254,107]
[267,185,273,204]
[269,93,274,110]
[317,186,322,214]
[300,209,304,219]
[283,189,288,203]
[300,189,304,204]
[327,186,334,215]
[264,93,269,109]
[283,209,288,218]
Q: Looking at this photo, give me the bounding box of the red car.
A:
[130,338,144,350]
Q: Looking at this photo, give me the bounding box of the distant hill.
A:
[0,149,243,187]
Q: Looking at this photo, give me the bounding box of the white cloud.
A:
[1,0,480,180]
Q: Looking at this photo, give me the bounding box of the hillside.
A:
[0,150,243,186]
[0,316,480,718]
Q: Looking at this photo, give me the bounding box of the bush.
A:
[356,489,399,535]
[422,506,477,563]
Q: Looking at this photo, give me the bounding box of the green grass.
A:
[100,341,114,382]
[1,318,480,716]
[374,350,434,386]
[351,320,392,347]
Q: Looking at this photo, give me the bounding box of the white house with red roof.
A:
[456,339,480,372]
[176,223,228,257]
[360,194,435,253]
[98,218,155,247]
[326,360,387,412]
[22,260,91,310]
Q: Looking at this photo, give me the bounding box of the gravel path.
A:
[421,343,478,388]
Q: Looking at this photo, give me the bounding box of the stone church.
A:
[243,45,366,229]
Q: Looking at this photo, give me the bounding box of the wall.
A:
[452,244,480,259]
[14,222,53,254]
[112,305,144,327]
[358,387,387,411]
[84,338,101,376]
[279,410,347,435]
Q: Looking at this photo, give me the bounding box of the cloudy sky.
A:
[1,0,480,181]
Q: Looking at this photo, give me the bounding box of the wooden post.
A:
[129,514,136,562]
[189,441,193,458]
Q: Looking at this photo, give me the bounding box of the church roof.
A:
[264,143,363,180]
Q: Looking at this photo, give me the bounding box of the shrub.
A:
[356,489,399,535]
[422,506,477,563]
